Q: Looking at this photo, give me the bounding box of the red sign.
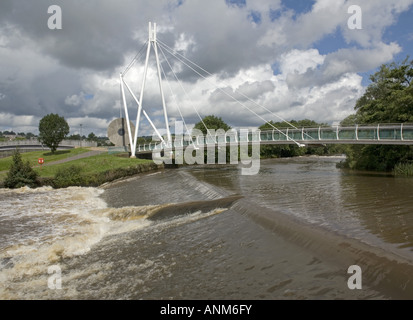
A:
[38,158,44,165]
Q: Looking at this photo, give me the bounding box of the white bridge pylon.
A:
[120,22,171,158]
[120,22,307,158]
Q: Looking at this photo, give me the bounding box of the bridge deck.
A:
[134,124,413,154]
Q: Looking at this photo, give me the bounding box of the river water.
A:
[1,156,413,300]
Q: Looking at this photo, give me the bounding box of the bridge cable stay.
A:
[120,22,312,157]
[121,35,211,145]
[154,42,191,136]
[157,40,305,147]
[157,47,194,138]
[157,45,203,150]
[158,40,316,144]
[122,40,149,76]
[157,39,301,130]
[157,44,217,142]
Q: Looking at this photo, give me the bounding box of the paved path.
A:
[42,149,106,166]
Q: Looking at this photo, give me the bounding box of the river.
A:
[1,156,413,299]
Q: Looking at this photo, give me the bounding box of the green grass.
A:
[0,148,157,188]
[0,148,91,172]
[33,153,152,178]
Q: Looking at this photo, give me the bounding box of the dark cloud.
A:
[0,1,170,72]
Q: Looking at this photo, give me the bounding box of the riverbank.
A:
[0,148,163,189]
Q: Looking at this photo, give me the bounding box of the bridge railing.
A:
[260,123,413,142]
[134,123,413,153]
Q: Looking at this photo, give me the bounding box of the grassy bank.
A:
[0,148,91,171]
[38,153,161,188]
[0,148,162,188]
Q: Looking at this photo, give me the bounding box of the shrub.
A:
[4,149,39,189]
[53,165,85,188]
[394,162,413,177]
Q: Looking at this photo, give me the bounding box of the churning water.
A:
[1,157,413,299]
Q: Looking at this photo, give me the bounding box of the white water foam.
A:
[0,185,229,299]
[0,186,151,299]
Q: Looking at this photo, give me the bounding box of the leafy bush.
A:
[53,165,85,188]
[394,162,413,177]
[343,145,413,172]
[4,149,39,189]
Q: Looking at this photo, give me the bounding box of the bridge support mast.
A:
[129,22,172,158]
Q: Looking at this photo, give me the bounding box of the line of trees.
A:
[0,131,37,140]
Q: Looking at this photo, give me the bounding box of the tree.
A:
[191,115,232,163]
[4,149,39,189]
[68,134,81,141]
[25,132,36,139]
[87,132,97,141]
[341,57,413,171]
[354,57,413,123]
[38,114,70,153]
[193,115,231,135]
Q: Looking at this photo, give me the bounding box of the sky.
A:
[0,0,412,137]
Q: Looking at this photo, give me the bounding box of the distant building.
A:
[4,134,17,141]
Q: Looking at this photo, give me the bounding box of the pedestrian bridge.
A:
[117,23,413,158]
[135,123,413,154]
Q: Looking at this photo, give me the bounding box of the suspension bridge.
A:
[114,22,413,157]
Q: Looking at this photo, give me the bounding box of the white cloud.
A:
[173,33,196,53]
[341,0,413,47]
[65,94,85,107]
[278,49,325,76]
[0,113,38,132]
[67,116,113,135]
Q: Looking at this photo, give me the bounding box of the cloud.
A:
[279,49,325,76]
[286,42,402,89]
[342,0,413,47]
[0,113,38,131]
[0,0,412,137]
